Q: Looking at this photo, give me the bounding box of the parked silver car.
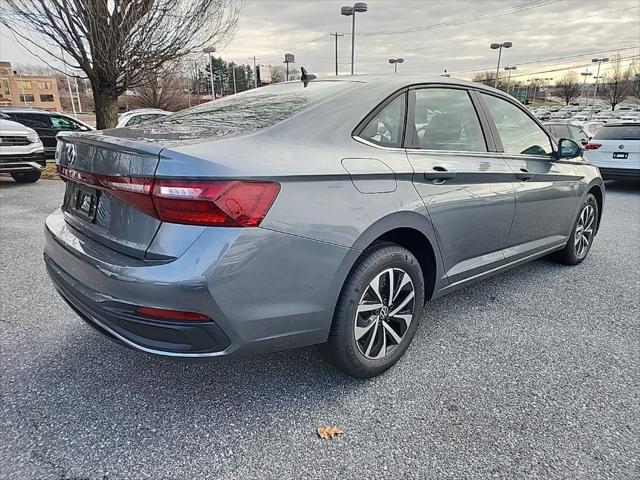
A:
[44,75,604,377]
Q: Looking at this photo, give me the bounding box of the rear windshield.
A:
[158,81,355,132]
[593,125,640,140]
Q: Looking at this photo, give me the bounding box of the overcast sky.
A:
[1,0,638,81]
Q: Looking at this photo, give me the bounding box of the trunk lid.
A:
[56,133,164,259]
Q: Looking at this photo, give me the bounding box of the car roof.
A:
[308,74,501,92]
[0,108,54,114]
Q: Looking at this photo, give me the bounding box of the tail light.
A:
[584,143,602,150]
[57,165,280,227]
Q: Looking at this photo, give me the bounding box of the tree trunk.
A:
[93,87,119,129]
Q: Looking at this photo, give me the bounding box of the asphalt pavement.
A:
[1,177,638,480]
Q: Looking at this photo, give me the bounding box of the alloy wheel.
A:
[575,204,595,257]
[354,268,416,360]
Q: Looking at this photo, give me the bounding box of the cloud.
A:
[1,0,638,81]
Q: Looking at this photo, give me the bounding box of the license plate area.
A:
[613,152,628,159]
[66,182,100,222]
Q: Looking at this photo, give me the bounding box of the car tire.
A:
[324,242,425,378]
[11,171,42,183]
[551,193,599,265]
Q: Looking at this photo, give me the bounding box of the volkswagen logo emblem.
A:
[65,143,77,165]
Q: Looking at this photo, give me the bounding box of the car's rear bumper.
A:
[599,167,640,179]
[44,209,356,358]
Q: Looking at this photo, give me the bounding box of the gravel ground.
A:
[1,177,638,480]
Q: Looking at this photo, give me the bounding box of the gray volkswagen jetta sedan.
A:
[44,75,604,378]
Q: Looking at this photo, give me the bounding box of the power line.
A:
[344,0,563,36]
[452,46,640,76]
[401,6,640,55]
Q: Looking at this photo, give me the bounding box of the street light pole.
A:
[490,41,512,88]
[590,57,608,107]
[341,3,368,75]
[388,58,404,74]
[580,70,593,107]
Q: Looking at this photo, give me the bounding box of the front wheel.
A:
[11,171,42,183]
[551,193,599,265]
[324,242,425,378]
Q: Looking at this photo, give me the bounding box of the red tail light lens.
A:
[56,165,280,227]
[135,306,210,321]
[152,180,281,227]
[584,143,602,150]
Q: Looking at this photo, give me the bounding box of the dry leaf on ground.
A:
[316,426,343,439]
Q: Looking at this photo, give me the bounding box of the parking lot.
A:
[1,177,638,479]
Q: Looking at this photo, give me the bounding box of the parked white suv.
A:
[0,117,46,183]
[584,122,640,180]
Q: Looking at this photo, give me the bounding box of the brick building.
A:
[0,61,63,111]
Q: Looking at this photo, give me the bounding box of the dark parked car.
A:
[544,122,590,146]
[0,108,93,159]
[44,75,604,378]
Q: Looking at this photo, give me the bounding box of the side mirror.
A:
[557,138,582,159]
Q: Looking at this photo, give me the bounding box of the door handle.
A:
[515,168,534,181]
[424,166,456,183]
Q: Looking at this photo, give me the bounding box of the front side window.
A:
[481,93,553,156]
[359,93,406,147]
[410,88,486,151]
[51,115,79,130]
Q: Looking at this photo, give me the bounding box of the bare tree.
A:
[472,71,496,87]
[555,71,581,105]
[1,0,240,128]
[131,65,185,110]
[598,55,633,111]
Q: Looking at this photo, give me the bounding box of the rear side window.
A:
[481,93,553,156]
[359,93,406,148]
[593,125,640,140]
[14,113,50,128]
[409,88,486,152]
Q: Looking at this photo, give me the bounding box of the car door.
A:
[404,86,515,284]
[477,92,584,259]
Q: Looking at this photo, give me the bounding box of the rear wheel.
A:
[11,171,41,183]
[551,193,599,265]
[324,242,425,378]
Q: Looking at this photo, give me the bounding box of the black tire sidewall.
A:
[569,193,599,262]
[329,244,425,377]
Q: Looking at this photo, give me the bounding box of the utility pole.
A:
[249,56,259,88]
[232,66,237,94]
[74,77,82,113]
[330,32,344,76]
[60,47,77,116]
